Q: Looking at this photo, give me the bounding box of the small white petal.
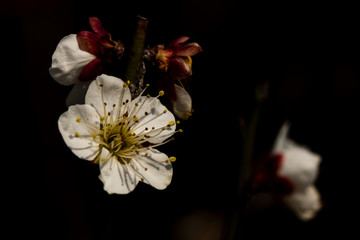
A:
[49,34,96,86]
[85,74,131,117]
[129,149,173,190]
[273,121,291,153]
[273,122,321,190]
[58,104,100,160]
[66,81,92,106]
[129,96,176,143]
[278,140,321,190]
[283,185,322,221]
[99,149,139,194]
[171,84,192,120]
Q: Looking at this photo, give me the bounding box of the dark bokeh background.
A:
[2,1,359,239]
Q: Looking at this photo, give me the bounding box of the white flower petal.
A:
[283,185,322,221]
[171,84,192,120]
[129,149,173,190]
[273,121,291,153]
[129,96,176,143]
[273,122,321,190]
[49,34,96,86]
[278,140,321,190]
[58,104,100,160]
[85,74,131,117]
[99,149,139,194]
[66,81,92,106]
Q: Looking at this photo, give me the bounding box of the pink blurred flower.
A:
[252,122,322,221]
[272,122,322,221]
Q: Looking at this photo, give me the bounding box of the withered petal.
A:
[175,42,202,57]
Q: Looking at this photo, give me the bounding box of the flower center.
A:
[74,81,180,165]
[99,115,140,164]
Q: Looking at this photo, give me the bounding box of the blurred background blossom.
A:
[2,0,360,239]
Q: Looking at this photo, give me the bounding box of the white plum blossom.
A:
[58,74,177,194]
[273,122,322,221]
[49,34,96,106]
[49,17,124,106]
[49,34,96,86]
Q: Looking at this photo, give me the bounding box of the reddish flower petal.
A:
[78,58,104,82]
[156,48,173,72]
[77,31,103,56]
[169,56,192,80]
[175,42,202,57]
[272,153,284,172]
[89,17,111,40]
[168,36,190,48]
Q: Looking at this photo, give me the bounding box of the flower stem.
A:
[238,101,261,193]
[124,16,149,85]
[225,83,267,240]
[225,105,261,240]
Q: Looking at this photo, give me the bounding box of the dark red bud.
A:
[168,36,190,48]
[169,56,192,80]
[78,58,104,82]
[89,17,111,39]
[77,31,103,56]
[175,43,202,57]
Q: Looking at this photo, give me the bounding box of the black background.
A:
[2,1,359,239]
